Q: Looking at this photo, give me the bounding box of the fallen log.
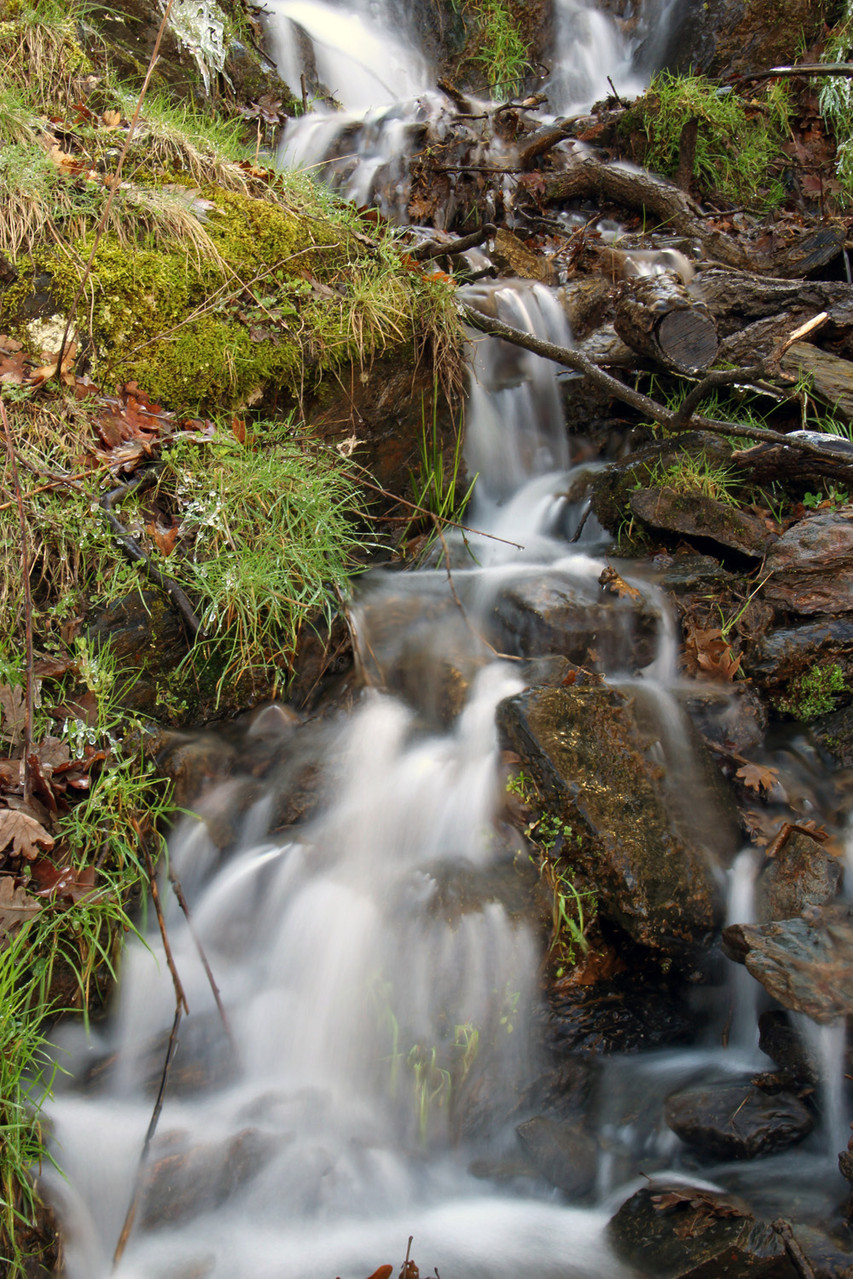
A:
[613,272,718,373]
[690,268,853,328]
[541,155,845,276]
[458,299,853,465]
[780,343,853,421]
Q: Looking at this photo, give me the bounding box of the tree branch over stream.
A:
[458,302,853,466]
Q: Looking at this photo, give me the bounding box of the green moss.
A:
[775,663,848,720]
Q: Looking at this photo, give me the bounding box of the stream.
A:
[45,4,852,1277]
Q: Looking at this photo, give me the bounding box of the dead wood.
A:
[780,342,853,421]
[613,272,718,372]
[690,267,853,326]
[458,299,853,466]
[541,154,845,276]
[517,124,574,167]
[411,222,496,261]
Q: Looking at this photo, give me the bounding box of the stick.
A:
[168,868,237,1050]
[433,520,522,663]
[113,842,188,1267]
[458,302,853,463]
[770,1220,816,1279]
[0,401,34,802]
[100,468,201,635]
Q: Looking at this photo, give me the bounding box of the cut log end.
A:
[656,308,719,373]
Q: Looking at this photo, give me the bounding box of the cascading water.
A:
[43,3,852,1273]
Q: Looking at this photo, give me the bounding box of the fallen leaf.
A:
[736,761,780,797]
[0,809,54,859]
[599,564,642,601]
[146,520,180,556]
[0,682,26,744]
[683,623,743,681]
[364,1268,393,1279]
[101,108,122,128]
[29,859,95,902]
[0,875,40,937]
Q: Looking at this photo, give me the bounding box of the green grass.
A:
[470,0,530,101]
[638,72,790,210]
[155,426,365,701]
[643,450,742,505]
[821,1,853,202]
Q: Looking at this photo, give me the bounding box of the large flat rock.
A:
[498,684,725,960]
[763,511,853,614]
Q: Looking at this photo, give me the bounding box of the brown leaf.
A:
[0,875,40,937]
[146,520,180,556]
[736,761,780,797]
[365,1268,393,1279]
[0,335,23,353]
[0,809,55,859]
[683,622,742,681]
[0,682,26,744]
[29,859,95,902]
[599,564,642,601]
[101,109,122,128]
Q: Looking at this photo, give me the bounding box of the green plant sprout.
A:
[803,484,849,510]
[775,663,848,721]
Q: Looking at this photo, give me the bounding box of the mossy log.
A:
[613,273,718,373]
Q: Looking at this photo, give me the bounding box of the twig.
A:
[607,76,625,107]
[168,867,236,1050]
[0,401,34,802]
[433,519,522,663]
[100,468,201,635]
[338,465,524,549]
[112,1004,182,1267]
[411,223,496,262]
[770,1220,817,1279]
[739,62,853,82]
[113,840,188,1267]
[55,0,179,376]
[458,301,853,463]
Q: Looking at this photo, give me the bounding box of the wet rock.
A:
[631,487,773,558]
[489,571,657,670]
[514,1115,597,1197]
[85,590,190,719]
[150,730,238,809]
[497,684,724,958]
[756,831,842,923]
[811,703,853,768]
[85,1011,239,1098]
[758,1011,820,1086]
[608,1181,798,1279]
[681,685,767,756]
[657,551,735,599]
[491,228,556,285]
[722,904,853,1023]
[139,1127,279,1229]
[763,513,853,615]
[659,0,825,79]
[547,973,696,1056]
[748,618,853,701]
[841,1150,853,1185]
[665,1079,814,1160]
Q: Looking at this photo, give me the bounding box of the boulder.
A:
[748,618,853,701]
[664,1079,814,1160]
[758,1011,820,1086]
[722,905,853,1023]
[514,1116,598,1197]
[763,513,853,615]
[140,1127,279,1229]
[548,973,696,1056]
[756,831,842,923]
[497,684,725,960]
[489,571,657,670]
[608,1181,799,1279]
[631,487,772,558]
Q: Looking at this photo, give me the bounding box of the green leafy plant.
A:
[471,0,530,101]
[775,662,848,720]
[542,860,596,977]
[406,398,477,556]
[803,483,850,509]
[637,72,790,210]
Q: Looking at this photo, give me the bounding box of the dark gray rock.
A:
[763,513,853,615]
[515,1115,598,1197]
[548,974,696,1056]
[489,571,657,670]
[631,487,773,558]
[758,1011,820,1086]
[608,1181,798,1279]
[665,1080,814,1160]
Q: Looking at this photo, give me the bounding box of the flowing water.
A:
[45,3,852,1276]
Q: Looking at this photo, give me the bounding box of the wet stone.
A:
[682,684,767,756]
[139,1128,280,1230]
[763,512,853,614]
[748,618,853,700]
[489,571,658,670]
[498,684,724,959]
[756,831,842,923]
[514,1115,598,1197]
[547,974,696,1056]
[758,1011,820,1086]
[631,486,773,558]
[665,1079,815,1161]
[608,1181,799,1279]
[722,905,853,1023]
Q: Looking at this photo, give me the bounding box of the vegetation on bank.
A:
[0,0,463,1270]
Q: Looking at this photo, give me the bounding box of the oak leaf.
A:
[736,761,779,797]
[0,809,54,859]
[0,682,26,744]
[0,875,40,937]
